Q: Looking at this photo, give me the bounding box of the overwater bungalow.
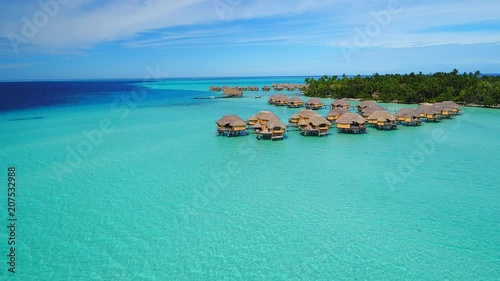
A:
[336,113,367,134]
[262,86,271,91]
[301,115,331,137]
[441,101,461,115]
[288,113,301,125]
[367,111,398,130]
[326,107,350,122]
[305,98,324,110]
[288,109,317,129]
[222,88,243,98]
[275,85,284,91]
[247,115,259,126]
[275,94,289,106]
[415,105,440,122]
[357,101,384,117]
[331,98,351,109]
[256,116,287,141]
[268,94,278,104]
[434,103,455,119]
[287,97,304,108]
[209,86,222,92]
[268,94,289,105]
[216,115,248,137]
[395,108,422,126]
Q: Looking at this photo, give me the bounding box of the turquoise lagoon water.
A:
[0,78,499,280]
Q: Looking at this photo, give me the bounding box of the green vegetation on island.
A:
[304,70,500,106]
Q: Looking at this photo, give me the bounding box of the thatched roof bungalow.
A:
[249,111,286,140]
[305,98,324,110]
[209,86,222,92]
[331,98,350,109]
[288,109,317,128]
[367,111,397,130]
[395,108,422,126]
[357,101,384,117]
[441,101,461,115]
[434,102,459,119]
[222,88,243,98]
[268,94,289,106]
[262,86,271,91]
[216,115,247,137]
[336,113,367,134]
[275,94,289,106]
[415,105,440,122]
[326,107,350,122]
[287,97,304,108]
[247,115,259,126]
[257,116,287,140]
[301,115,331,137]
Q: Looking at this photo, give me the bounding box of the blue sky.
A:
[0,0,499,80]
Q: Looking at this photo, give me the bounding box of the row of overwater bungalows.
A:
[209,84,308,92]
[216,100,462,139]
[268,95,326,110]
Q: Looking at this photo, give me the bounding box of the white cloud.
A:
[0,0,498,52]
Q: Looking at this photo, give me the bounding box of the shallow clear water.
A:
[0,78,499,280]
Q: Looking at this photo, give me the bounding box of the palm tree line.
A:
[304,70,500,106]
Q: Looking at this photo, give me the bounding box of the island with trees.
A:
[304,70,500,107]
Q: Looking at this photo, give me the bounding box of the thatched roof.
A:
[223,88,243,96]
[360,107,383,117]
[255,110,279,121]
[216,115,247,127]
[267,116,286,130]
[395,108,419,118]
[434,102,456,111]
[306,98,323,105]
[367,111,396,121]
[289,97,304,104]
[309,115,332,127]
[296,109,318,119]
[440,101,460,109]
[327,107,350,117]
[415,104,439,115]
[298,119,309,126]
[248,115,259,122]
[274,94,289,102]
[290,113,300,119]
[336,113,366,125]
[332,98,350,107]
